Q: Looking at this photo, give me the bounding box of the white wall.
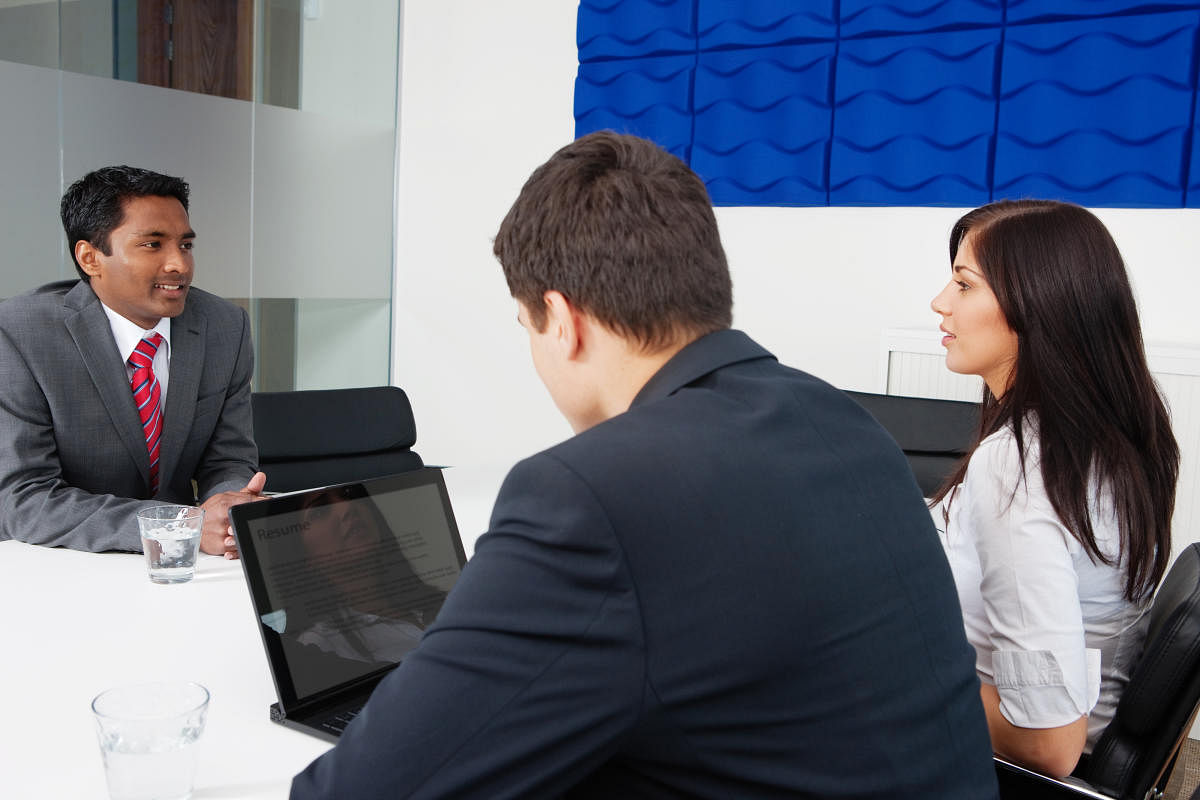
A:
[393,0,579,477]
[393,1,1200,549]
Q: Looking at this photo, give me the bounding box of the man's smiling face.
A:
[78,194,195,329]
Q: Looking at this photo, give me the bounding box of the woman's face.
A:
[930,232,1019,397]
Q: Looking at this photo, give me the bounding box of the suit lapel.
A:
[159,303,205,488]
[62,282,151,482]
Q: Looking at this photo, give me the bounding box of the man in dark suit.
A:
[291,132,999,798]
[0,166,263,555]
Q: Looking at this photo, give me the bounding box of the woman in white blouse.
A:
[929,199,1179,778]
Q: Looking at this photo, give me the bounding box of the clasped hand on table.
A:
[199,471,267,559]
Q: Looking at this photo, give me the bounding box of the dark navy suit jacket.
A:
[291,330,999,799]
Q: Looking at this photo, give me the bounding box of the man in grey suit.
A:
[0,166,264,555]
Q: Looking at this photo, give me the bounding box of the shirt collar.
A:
[100,303,172,365]
[630,329,775,409]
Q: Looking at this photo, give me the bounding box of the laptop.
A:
[230,468,467,742]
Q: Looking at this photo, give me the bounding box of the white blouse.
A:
[932,424,1150,750]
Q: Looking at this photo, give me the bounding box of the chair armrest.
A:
[995,756,1114,799]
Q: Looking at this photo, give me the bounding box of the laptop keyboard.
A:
[319,707,361,736]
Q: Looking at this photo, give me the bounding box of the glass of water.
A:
[137,506,204,584]
[91,682,210,800]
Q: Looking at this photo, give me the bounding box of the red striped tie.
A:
[129,333,165,494]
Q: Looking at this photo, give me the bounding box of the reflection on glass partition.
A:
[0,0,59,70]
[0,0,398,391]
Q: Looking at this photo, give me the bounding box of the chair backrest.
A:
[1083,543,1200,799]
[844,391,980,496]
[251,386,424,494]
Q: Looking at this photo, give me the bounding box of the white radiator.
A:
[879,329,1200,556]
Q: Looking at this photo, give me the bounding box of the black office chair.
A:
[844,391,980,496]
[251,386,424,493]
[995,542,1200,800]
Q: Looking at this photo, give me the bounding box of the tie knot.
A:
[129,333,164,368]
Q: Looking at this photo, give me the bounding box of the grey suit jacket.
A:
[0,280,258,551]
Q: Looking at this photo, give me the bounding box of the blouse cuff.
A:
[993,648,1101,729]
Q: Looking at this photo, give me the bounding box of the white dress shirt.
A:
[932,422,1150,750]
[101,304,172,404]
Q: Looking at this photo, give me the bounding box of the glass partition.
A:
[0,0,398,391]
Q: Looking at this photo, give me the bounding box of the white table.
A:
[0,540,330,799]
[0,463,505,799]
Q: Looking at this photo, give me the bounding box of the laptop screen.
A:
[232,469,467,708]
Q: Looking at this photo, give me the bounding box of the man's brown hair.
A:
[493,131,732,350]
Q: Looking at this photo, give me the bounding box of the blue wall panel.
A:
[1005,0,1200,24]
[839,0,1003,38]
[1190,97,1200,204]
[994,14,1194,206]
[577,0,694,60]
[574,1,1200,207]
[692,44,832,204]
[575,54,695,161]
[698,2,836,48]
[831,30,996,205]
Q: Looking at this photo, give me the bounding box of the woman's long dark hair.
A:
[931,199,1179,601]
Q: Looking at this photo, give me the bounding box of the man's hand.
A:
[198,472,267,558]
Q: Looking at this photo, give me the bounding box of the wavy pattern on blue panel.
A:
[695,92,829,147]
[996,128,1186,180]
[1007,26,1191,62]
[995,174,1183,208]
[1002,126,1188,149]
[995,128,1187,206]
[1001,78,1191,142]
[575,55,694,158]
[1189,101,1200,204]
[696,137,829,158]
[574,57,692,117]
[1003,14,1195,92]
[695,97,829,180]
[836,30,997,100]
[695,45,831,113]
[703,178,828,205]
[693,139,827,205]
[832,31,995,204]
[840,0,1003,37]
[995,13,1194,209]
[698,54,831,89]
[1006,0,1199,24]
[698,1,836,48]
[574,3,1200,207]
[831,174,992,206]
[692,45,832,197]
[831,134,992,205]
[836,34,995,141]
[697,137,828,204]
[838,41,994,70]
[696,90,830,118]
[578,0,694,61]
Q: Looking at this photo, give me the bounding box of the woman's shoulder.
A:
[973,419,1039,478]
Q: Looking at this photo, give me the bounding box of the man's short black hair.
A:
[493,131,733,351]
[60,166,190,281]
